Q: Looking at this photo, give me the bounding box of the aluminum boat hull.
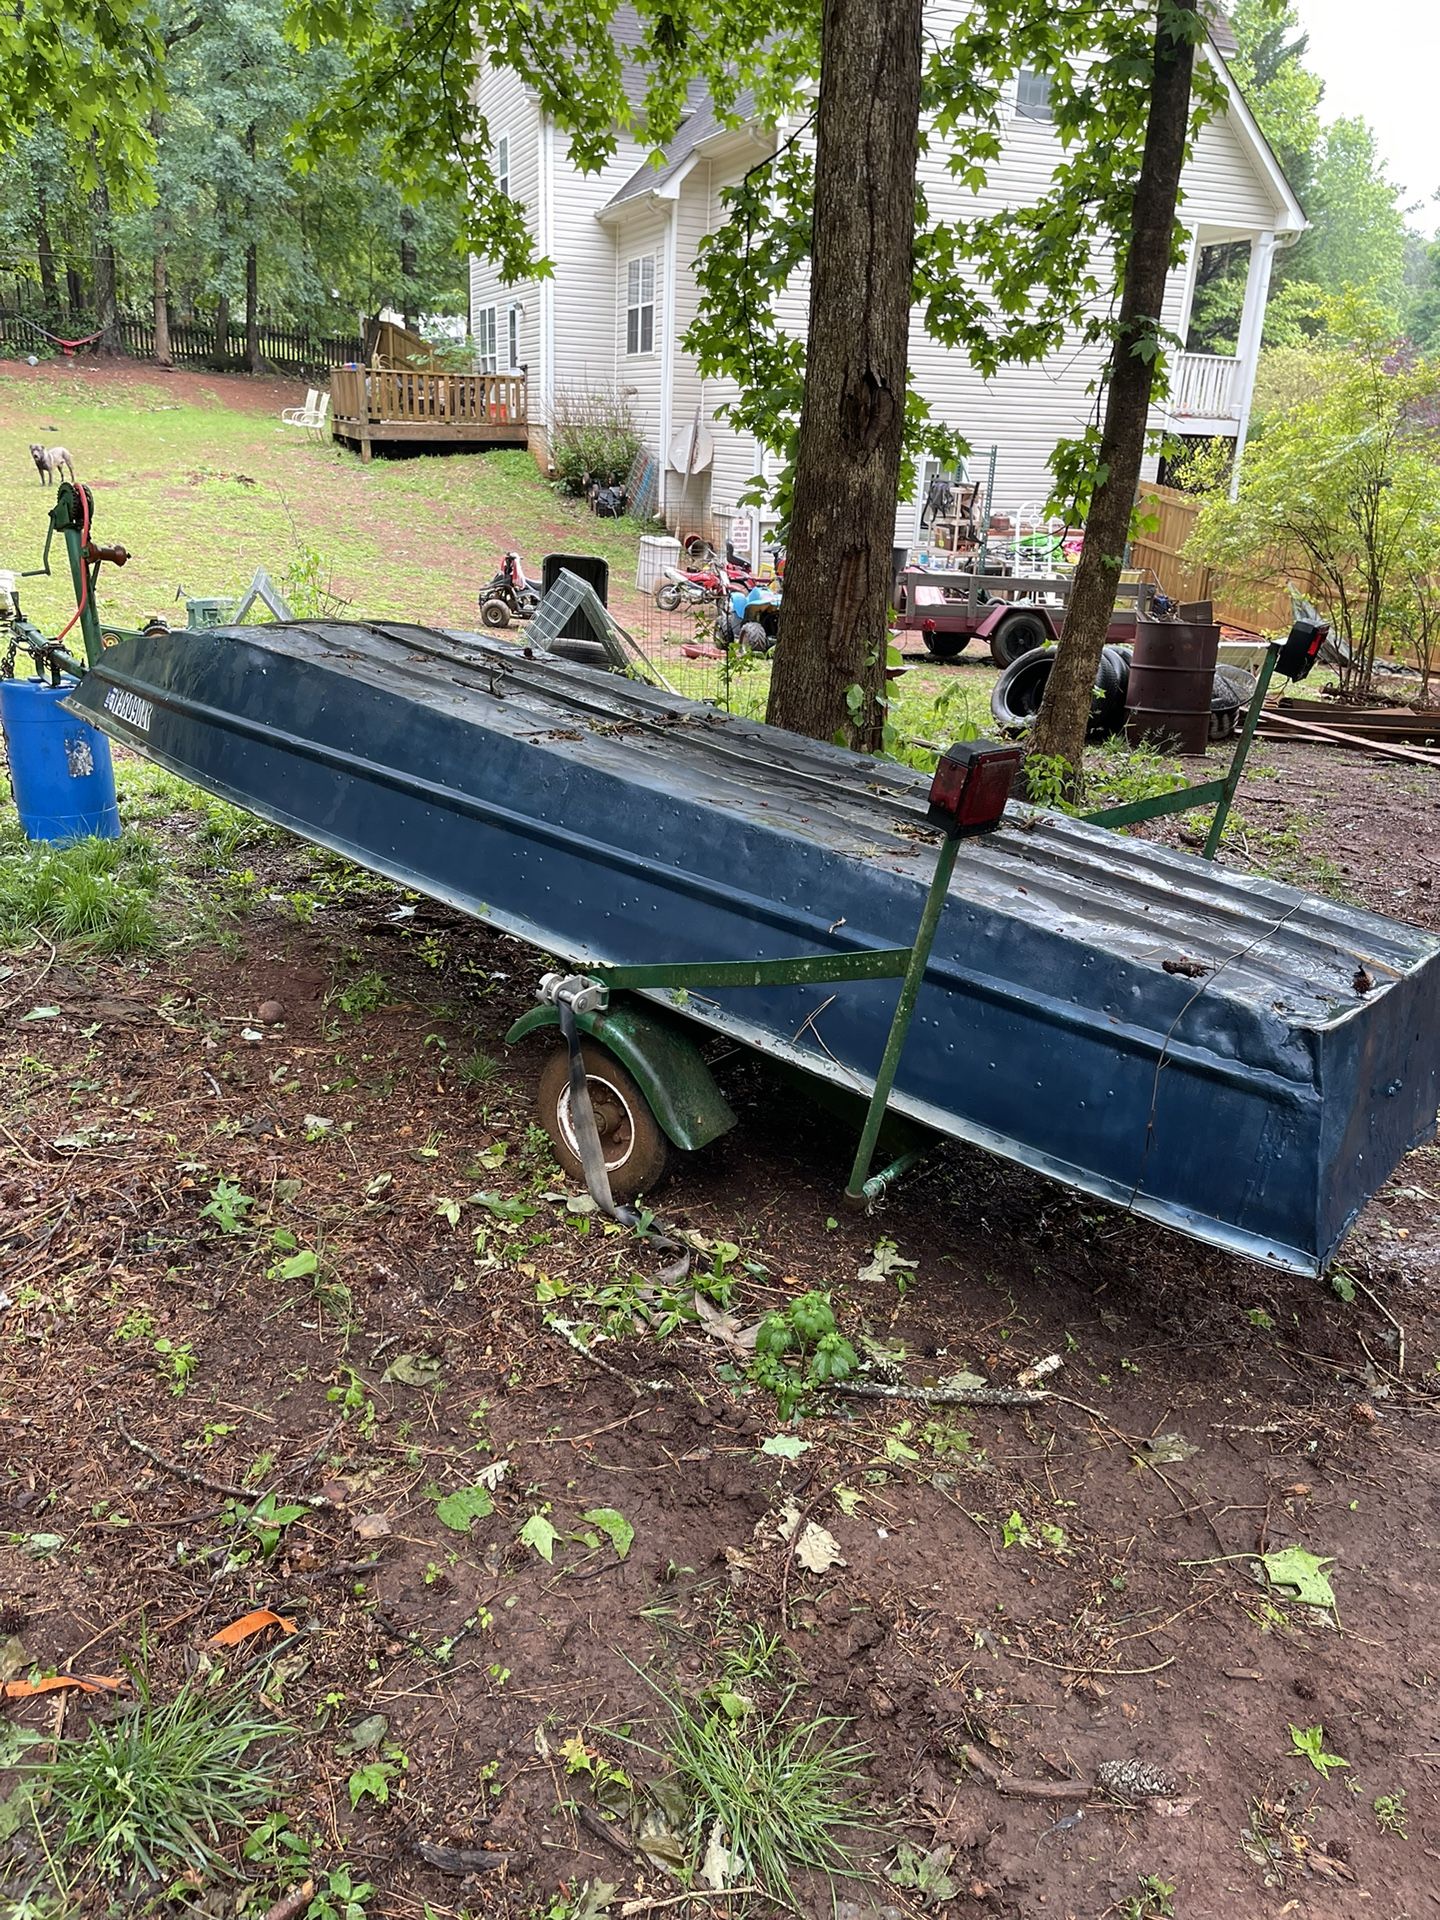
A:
[64,619,1440,1274]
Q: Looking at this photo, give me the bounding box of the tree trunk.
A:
[153,248,173,366]
[1027,0,1200,789]
[35,188,61,321]
[89,172,124,354]
[214,290,231,367]
[763,0,922,749]
[400,205,418,331]
[243,128,262,372]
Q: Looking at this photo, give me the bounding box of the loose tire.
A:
[536,1041,670,1200]
[480,597,511,629]
[990,643,1129,741]
[922,630,970,661]
[549,637,611,667]
[988,610,1049,669]
[655,582,682,613]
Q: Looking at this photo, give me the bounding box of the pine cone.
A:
[1095,1758,1179,1802]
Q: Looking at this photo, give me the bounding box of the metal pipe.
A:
[861,1145,927,1203]
[1202,643,1279,859]
[844,831,961,1205]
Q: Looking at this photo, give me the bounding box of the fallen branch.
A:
[116,1416,336,1509]
[839,1380,1051,1409]
[416,1840,516,1875]
[261,1885,315,1920]
[960,1743,1089,1801]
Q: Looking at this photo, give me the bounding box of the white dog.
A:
[29,443,76,484]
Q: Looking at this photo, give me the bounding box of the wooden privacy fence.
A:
[0,307,363,375]
[1131,484,1319,635]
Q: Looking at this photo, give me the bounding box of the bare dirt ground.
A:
[3,728,1438,1920]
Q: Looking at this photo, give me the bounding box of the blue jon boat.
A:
[63,617,1440,1275]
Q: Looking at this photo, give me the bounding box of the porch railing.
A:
[1170,351,1239,422]
[329,365,526,425]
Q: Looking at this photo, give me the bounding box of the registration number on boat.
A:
[103,687,153,732]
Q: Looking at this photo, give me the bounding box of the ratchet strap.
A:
[555,993,691,1281]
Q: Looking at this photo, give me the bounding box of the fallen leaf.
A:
[207,1608,297,1647]
[383,1352,443,1389]
[700,1818,743,1891]
[339,1712,389,1754]
[795,1521,846,1575]
[581,1507,634,1559]
[834,1484,864,1516]
[353,1513,393,1540]
[0,1637,29,1684]
[433,1484,495,1533]
[1138,1432,1199,1467]
[858,1242,918,1285]
[1259,1545,1336,1610]
[693,1292,760,1352]
[3,1674,122,1698]
[761,1434,811,1459]
[519,1512,559,1562]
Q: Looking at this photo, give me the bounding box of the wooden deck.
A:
[329,367,528,459]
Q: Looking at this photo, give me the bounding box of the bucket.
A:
[0,676,121,843]
[1125,615,1221,757]
[635,534,682,593]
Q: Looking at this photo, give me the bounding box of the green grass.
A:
[0,824,170,954]
[15,1674,288,1891]
[637,1682,873,1904]
[0,364,648,637]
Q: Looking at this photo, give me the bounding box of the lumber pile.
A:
[1257,699,1440,768]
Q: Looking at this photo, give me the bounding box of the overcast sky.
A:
[1292,0,1440,237]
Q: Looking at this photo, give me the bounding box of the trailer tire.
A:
[536,1041,670,1201]
[479,597,511,629]
[988,611,1049,669]
[922,630,970,660]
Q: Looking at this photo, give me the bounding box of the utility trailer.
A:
[11,485,1440,1276]
[896,565,1156,667]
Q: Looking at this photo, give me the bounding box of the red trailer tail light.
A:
[927,740,1023,838]
[1276,617,1329,681]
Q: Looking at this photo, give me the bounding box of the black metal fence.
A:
[0,308,363,375]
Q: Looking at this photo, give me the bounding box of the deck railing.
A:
[1170,351,1239,422]
[329,365,526,426]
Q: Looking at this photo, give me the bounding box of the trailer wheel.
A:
[536,1041,671,1200]
[922,630,970,661]
[988,611,1048,669]
[479,597,511,629]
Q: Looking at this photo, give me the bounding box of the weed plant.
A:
[17,1673,288,1888]
[0,827,168,954]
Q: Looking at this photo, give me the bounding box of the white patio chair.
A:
[280,388,320,429]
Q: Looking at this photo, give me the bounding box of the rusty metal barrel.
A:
[1124,614,1221,756]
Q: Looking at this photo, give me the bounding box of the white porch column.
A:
[1228,230,1276,499]
[657,199,680,522]
[1175,227,1202,350]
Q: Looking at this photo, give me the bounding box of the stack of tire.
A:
[990,646,1255,744]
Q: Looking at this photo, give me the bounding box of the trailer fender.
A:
[505,1002,737,1152]
[975,602,1060,642]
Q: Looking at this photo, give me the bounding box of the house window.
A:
[496,134,510,198]
[1015,68,1053,121]
[477,305,498,373]
[506,303,520,369]
[626,254,656,356]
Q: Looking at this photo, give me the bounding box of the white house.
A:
[468,6,1304,554]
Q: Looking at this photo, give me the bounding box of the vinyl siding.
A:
[467,65,542,395]
[611,204,668,457]
[550,131,651,400]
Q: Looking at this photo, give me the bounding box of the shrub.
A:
[549,381,643,495]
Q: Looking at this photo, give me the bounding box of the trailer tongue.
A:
[57,608,1440,1276]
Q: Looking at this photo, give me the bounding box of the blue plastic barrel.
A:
[0,677,121,842]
